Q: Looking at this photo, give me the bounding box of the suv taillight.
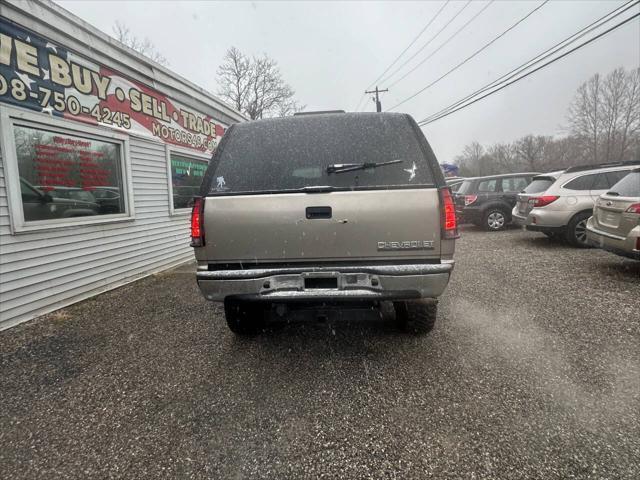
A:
[190,197,205,247]
[440,188,459,239]
[529,195,559,207]
[625,203,640,214]
[464,195,477,206]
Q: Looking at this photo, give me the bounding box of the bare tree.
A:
[568,73,601,162]
[617,67,640,160]
[216,47,251,113]
[567,67,640,163]
[112,21,168,66]
[488,142,518,172]
[514,135,551,171]
[455,141,485,176]
[601,68,626,162]
[216,47,303,119]
[456,134,589,176]
[451,67,640,177]
[543,136,583,169]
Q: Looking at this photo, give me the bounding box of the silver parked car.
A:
[512,162,639,247]
[586,168,640,260]
[191,112,458,335]
[512,171,563,236]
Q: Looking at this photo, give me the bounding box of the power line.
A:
[418,10,640,126]
[367,1,450,90]
[420,5,639,125]
[386,0,550,112]
[379,0,472,87]
[418,0,639,125]
[354,0,450,111]
[386,0,495,89]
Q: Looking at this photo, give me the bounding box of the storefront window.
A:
[170,153,208,210]
[13,125,125,222]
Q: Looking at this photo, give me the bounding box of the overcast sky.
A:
[57,0,639,162]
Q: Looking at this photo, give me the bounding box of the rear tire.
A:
[483,208,508,231]
[565,211,592,248]
[224,298,266,335]
[393,300,437,335]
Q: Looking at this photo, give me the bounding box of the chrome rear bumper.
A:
[197,262,454,301]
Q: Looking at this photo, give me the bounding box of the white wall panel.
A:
[0,136,196,330]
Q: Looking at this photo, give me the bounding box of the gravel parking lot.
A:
[1,225,639,479]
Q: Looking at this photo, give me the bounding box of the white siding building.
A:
[0,0,245,329]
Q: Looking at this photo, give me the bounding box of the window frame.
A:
[0,106,135,234]
[165,144,210,216]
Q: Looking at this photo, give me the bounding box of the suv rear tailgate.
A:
[201,188,442,263]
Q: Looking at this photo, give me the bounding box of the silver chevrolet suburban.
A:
[191,112,457,335]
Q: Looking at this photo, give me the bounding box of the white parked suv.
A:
[512,162,639,247]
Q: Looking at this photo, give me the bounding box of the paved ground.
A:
[1,225,639,479]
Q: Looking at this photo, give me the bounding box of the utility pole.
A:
[365,86,388,112]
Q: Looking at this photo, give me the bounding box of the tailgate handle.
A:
[306,206,332,219]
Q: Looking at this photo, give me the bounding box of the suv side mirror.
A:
[41,193,53,203]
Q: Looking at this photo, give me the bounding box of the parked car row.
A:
[453,172,539,231]
[512,163,637,247]
[451,161,640,260]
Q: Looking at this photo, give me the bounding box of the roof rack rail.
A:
[293,110,345,116]
[564,160,640,173]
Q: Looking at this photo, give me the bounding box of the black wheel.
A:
[393,300,437,335]
[224,298,266,335]
[483,208,508,231]
[565,211,592,248]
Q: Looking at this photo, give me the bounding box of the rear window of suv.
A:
[608,170,639,197]
[456,180,473,194]
[206,113,435,194]
[523,177,556,194]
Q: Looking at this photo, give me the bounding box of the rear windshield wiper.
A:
[606,191,620,196]
[327,159,404,174]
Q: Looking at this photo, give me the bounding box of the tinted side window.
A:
[564,174,596,191]
[592,173,609,190]
[477,179,497,192]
